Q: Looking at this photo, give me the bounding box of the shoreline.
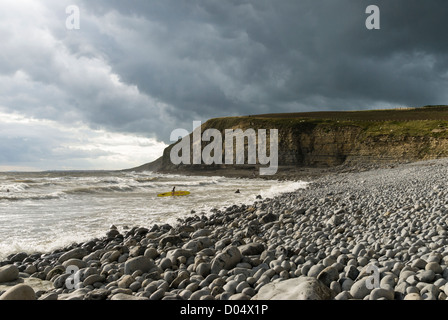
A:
[0,171,306,262]
[154,160,409,181]
[1,158,448,300]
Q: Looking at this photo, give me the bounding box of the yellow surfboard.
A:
[157,191,190,197]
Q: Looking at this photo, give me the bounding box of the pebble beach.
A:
[2,158,448,300]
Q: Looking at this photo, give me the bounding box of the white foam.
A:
[259,181,308,199]
[0,182,30,192]
[0,172,308,260]
[0,231,104,260]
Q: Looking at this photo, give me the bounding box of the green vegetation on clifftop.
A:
[206,105,448,139]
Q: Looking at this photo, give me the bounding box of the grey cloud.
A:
[2,0,448,149]
[0,119,107,167]
[80,0,448,122]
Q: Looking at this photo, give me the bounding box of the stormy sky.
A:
[1,0,448,171]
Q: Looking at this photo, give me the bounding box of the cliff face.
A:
[134,113,448,174]
[293,126,448,166]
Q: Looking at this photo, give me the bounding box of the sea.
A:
[0,171,307,260]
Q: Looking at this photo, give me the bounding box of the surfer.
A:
[172,186,176,196]
[235,189,240,193]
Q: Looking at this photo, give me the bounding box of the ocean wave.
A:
[12,179,37,184]
[64,185,136,194]
[0,182,31,192]
[135,177,158,183]
[0,192,65,202]
[160,180,219,187]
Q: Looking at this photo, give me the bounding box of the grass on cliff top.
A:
[252,105,448,122]
[206,105,448,138]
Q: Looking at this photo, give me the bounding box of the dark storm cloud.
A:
[1,0,448,170]
[76,0,448,126]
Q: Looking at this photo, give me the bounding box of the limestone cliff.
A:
[131,106,448,175]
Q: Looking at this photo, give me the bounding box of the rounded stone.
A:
[0,265,19,283]
[196,263,211,278]
[190,289,211,300]
[334,291,352,300]
[404,293,422,300]
[305,244,318,254]
[159,258,172,270]
[330,281,341,294]
[350,279,373,300]
[129,281,142,292]
[399,270,416,281]
[341,278,354,291]
[10,252,28,263]
[421,284,439,297]
[307,264,325,278]
[24,264,37,275]
[417,270,435,283]
[380,275,396,289]
[124,256,155,275]
[352,243,365,256]
[83,274,105,286]
[425,262,443,274]
[53,273,71,289]
[223,280,238,293]
[118,275,135,288]
[238,243,265,256]
[406,286,419,294]
[0,284,36,300]
[252,277,331,300]
[58,248,88,263]
[210,247,242,275]
[144,247,159,260]
[242,287,256,297]
[236,281,250,293]
[170,270,190,289]
[345,265,359,280]
[179,290,192,300]
[369,288,394,300]
[149,288,165,300]
[110,293,148,300]
[229,293,251,300]
[411,258,427,269]
[185,282,199,292]
[317,265,339,287]
[62,258,87,269]
[163,271,176,283]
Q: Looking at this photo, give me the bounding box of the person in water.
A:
[235,189,240,193]
[172,186,176,196]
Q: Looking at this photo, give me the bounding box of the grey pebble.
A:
[417,270,436,283]
[149,288,165,300]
